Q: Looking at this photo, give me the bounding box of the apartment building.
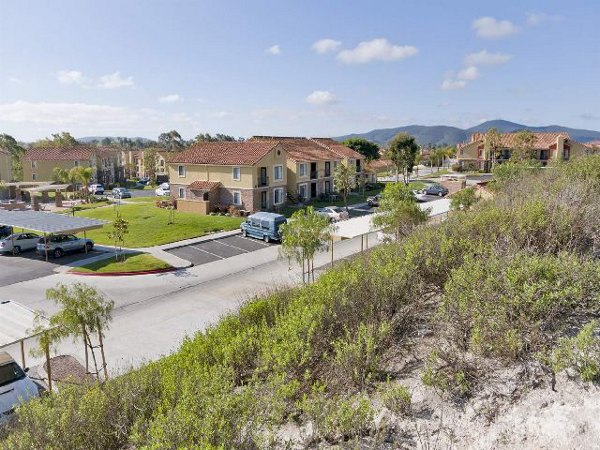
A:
[167,141,288,214]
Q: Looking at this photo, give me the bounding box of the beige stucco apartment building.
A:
[167,141,288,214]
[22,146,123,184]
[457,132,590,171]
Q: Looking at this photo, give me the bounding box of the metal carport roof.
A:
[0,300,50,349]
[0,210,107,234]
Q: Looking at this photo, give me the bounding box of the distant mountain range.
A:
[78,136,154,144]
[334,120,600,147]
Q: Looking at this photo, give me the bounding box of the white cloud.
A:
[306,90,338,105]
[472,16,519,38]
[57,70,86,85]
[98,71,134,89]
[464,50,512,66]
[312,38,342,54]
[210,111,230,118]
[457,66,479,81]
[526,12,561,26]
[158,94,181,103]
[336,38,418,64]
[0,100,137,126]
[441,79,467,90]
[266,44,281,55]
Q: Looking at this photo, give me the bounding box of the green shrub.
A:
[379,381,411,416]
[550,320,600,382]
[421,350,474,398]
[450,187,478,210]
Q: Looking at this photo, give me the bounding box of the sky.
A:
[1,0,599,142]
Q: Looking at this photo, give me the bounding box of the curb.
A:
[67,266,181,277]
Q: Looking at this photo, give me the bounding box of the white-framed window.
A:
[232,167,241,181]
[273,187,284,205]
[299,163,307,177]
[178,165,186,177]
[233,191,242,205]
[333,160,338,170]
[273,164,283,181]
[298,183,307,200]
[178,187,185,198]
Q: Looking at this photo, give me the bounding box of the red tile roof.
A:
[23,145,117,161]
[189,180,221,191]
[366,158,393,171]
[169,141,280,166]
[585,140,600,147]
[471,132,571,149]
[250,136,363,162]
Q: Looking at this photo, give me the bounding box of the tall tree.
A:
[158,130,184,151]
[0,134,25,181]
[342,138,380,162]
[372,183,429,241]
[33,283,114,382]
[511,130,537,162]
[280,207,331,284]
[485,127,502,171]
[386,133,419,184]
[333,162,356,213]
[33,132,79,148]
[143,148,159,185]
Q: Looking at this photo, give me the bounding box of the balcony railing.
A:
[258,176,269,187]
[324,170,331,177]
[310,171,318,180]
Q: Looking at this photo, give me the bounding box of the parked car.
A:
[411,189,428,202]
[138,177,150,185]
[155,183,170,196]
[422,184,449,197]
[0,351,44,425]
[112,187,132,199]
[37,234,94,258]
[0,232,41,255]
[0,226,12,240]
[367,194,382,207]
[89,184,105,195]
[241,212,287,242]
[315,206,349,222]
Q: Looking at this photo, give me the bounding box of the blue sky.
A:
[1,0,599,141]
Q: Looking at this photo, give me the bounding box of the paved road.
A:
[0,249,106,287]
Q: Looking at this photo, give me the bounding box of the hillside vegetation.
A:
[2,157,600,449]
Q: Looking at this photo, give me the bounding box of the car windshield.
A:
[0,362,26,387]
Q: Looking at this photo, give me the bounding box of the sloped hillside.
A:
[2,157,600,449]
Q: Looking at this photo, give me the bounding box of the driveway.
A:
[0,249,106,287]
[166,234,276,266]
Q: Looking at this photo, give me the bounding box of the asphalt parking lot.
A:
[166,234,276,266]
[0,249,105,288]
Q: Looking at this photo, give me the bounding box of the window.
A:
[333,160,338,170]
[32,173,36,181]
[273,187,284,205]
[178,187,185,198]
[298,183,307,200]
[563,147,570,161]
[233,191,242,205]
[232,167,241,181]
[178,165,186,177]
[273,165,283,181]
[74,160,79,167]
[31,161,36,169]
[299,163,307,177]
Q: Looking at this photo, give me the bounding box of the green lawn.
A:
[57,200,111,214]
[125,196,162,203]
[71,253,171,274]
[75,202,243,247]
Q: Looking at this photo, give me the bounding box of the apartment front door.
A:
[310,182,317,198]
[261,191,267,209]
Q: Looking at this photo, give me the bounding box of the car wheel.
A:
[264,234,270,243]
[242,230,247,238]
[53,248,64,258]
[85,242,93,252]
[438,192,443,197]
[12,246,21,256]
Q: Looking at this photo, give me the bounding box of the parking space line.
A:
[238,236,272,247]
[189,245,225,259]
[213,239,249,253]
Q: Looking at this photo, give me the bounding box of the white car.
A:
[0,232,40,255]
[88,184,105,195]
[155,183,170,196]
[411,189,428,202]
[0,351,43,424]
[315,206,349,222]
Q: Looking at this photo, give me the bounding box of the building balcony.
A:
[310,171,318,180]
[258,176,269,187]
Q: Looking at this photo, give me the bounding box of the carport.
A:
[0,300,54,391]
[0,210,107,261]
[329,214,379,267]
[23,184,71,209]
